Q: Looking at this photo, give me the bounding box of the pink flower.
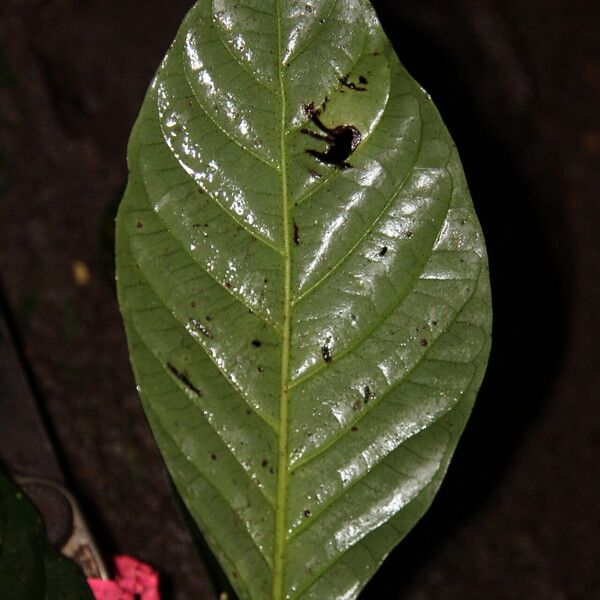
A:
[88,555,160,600]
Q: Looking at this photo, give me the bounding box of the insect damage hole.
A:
[301,101,361,169]
[340,75,368,92]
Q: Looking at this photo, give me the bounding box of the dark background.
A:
[0,1,598,598]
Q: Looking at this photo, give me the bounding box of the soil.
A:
[0,1,598,599]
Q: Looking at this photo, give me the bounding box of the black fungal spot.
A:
[379,246,388,257]
[269,468,274,474]
[188,318,212,339]
[258,366,265,373]
[359,75,368,85]
[293,221,300,246]
[339,75,368,92]
[363,385,371,403]
[136,222,143,229]
[351,426,359,432]
[206,315,212,321]
[246,409,252,415]
[211,454,217,460]
[321,345,332,364]
[252,340,262,348]
[420,339,429,347]
[261,459,268,468]
[167,362,202,396]
[432,321,438,326]
[304,509,312,518]
[301,101,361,169]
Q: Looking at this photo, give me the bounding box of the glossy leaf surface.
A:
[0,470,93,600]
[116,1,492,598]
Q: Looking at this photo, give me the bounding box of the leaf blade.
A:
[116,1,492,599]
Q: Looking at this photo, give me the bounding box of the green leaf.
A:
[116,1,492,598]
[0,471,93,600]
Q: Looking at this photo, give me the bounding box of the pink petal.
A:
[114,555,160,600]
[87,579,132,600]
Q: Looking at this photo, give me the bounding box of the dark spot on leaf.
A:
[261,459,268,468]
[406,231,414,238]
[293,221,300,246]
[351,426,358,432]
[246,409,252,416]
[211,454,217,460]
[269,468,274,474]
[340,75,367,92]
[252,340,262,348]
[197,187,205,195]
[258,366,265,373]
[378,246,388,257]
[206,315,212,321]
[166,362,202,396]
[321,345,332,364]
[352,400,362,411]
[136,222,143,229]
[420,339,429,347]
[432,321,438,326]
[224,281,232,289]
[363,385,371,403]
[188,318,212,339]
[305,3,313,11]
[359,75,368,84]
[304,509,312,517]
[301,101,361,169]
[191,301,196,308]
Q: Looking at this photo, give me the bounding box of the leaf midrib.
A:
[273,0,292,598]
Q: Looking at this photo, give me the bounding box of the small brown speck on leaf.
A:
[421,339,428,347]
